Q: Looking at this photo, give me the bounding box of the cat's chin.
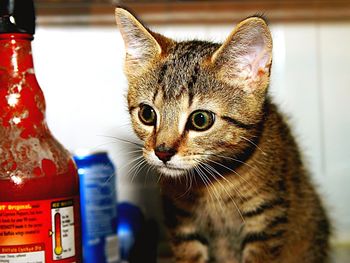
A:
[157,166,188,178]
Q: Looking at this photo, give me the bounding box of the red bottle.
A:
[0,1,81,262]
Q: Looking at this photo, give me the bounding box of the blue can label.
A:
[76,156,118,263]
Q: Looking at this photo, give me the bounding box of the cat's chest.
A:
[193,193,244,233]
[192,194,243,262]
[163,185,244,262]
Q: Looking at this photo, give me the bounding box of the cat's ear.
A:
[115,8,170,76]
[212,16,272,93]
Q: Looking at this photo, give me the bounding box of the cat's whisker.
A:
[199,163,245,222]
[127,158,143,182]
[133,160,148,183]
[145,162,156,178]
[97,135,144,148]
[189,169,195,188]
[109,150,144,179]
[125,148,144,154]
[98,146,143,160]
[157,171,163,183]
[132,159,148,183]
[143,161,154,186]
[201,162,245,203]
[182,171,192,197]
[202,153,256,170]
[118,149,144,160]
[88,139,143,161]
[205,157,260,198]
[113,122,133,129]
[192,157,232,206]
[125,155,146,182]
[145,163,159,184]
[190,152,258,192]
[88,141,119,152]
[196,164,226,215]
[175,171,193,199]
[197,170,222,217]
[239,135,266,155]
[193,166,217,212]
[118,153,144,171]
[204,164,246,223]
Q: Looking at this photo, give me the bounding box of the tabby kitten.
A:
[115,8,330,263]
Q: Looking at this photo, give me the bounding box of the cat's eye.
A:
[187,110,215,131]
[138,104,156,126]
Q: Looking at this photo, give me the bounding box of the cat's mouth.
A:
[144,151,193,177]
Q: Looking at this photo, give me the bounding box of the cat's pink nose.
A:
[155,145,176,163]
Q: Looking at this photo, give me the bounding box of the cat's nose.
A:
[155,145,176,163]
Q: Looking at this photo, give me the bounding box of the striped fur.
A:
[116,8,330,263]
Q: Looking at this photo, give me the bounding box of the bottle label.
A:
[0,197,80,263]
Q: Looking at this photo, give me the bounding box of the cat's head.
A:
[115,8,272,177]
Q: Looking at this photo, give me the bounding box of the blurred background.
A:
[32,0,350,259]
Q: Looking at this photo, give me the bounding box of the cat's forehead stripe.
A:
[187,63,200,107]
[152,86,159,104]
[157,63,168,85]
[157,41,218,102]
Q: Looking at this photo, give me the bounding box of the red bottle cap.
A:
[0,0,36,35]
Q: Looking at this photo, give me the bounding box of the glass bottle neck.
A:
[0,33,35,74]
[0,33,47,137]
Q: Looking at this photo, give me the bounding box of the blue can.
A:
[74,151,119,263]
